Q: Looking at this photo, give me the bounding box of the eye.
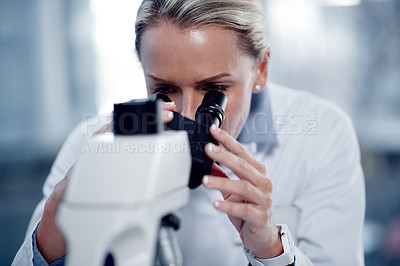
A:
[202,84,227,92]
[152,87,175,94]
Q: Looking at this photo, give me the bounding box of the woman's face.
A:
[140,22,264,138]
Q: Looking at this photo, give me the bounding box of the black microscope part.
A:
[164,91,228,189]
[195,91,228,128]
[113,98,163,135]
[113,91,228,189]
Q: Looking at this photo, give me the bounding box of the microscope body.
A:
[57,132,191,266]
[57,91,227,265]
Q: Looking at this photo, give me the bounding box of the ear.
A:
[252,47,270,94]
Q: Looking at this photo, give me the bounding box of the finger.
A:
[210,125,267,175]
[206,165,231,200]
[206,143,264,187]
[92,122,112,136]
[162,102,175,123]
[163,101,176,111]
[163,110,174,123]
[203,176,267,205]
[214,200,269,228]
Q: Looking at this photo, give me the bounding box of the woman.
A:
[13,0,365,265]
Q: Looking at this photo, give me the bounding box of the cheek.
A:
[222,91,252,139]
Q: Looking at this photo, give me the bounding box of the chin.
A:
[222,123,242,139]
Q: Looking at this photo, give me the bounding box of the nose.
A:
[179,90,202,121]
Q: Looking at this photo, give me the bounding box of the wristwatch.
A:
[244,224,295,266]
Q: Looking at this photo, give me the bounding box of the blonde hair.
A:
[135,0,267,63]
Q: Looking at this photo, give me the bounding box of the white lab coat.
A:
[12,84,365,266]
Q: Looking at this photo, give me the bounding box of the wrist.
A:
[244,225,295,266]
[251,227,283,259]
[36,197,67,263]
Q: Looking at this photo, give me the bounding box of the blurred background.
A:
[0,0,399,265]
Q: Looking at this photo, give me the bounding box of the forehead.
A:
[141,22,241,53]
[140,22,250,79]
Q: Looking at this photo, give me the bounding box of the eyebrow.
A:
[146,74,176,85]
[146,73,232,85]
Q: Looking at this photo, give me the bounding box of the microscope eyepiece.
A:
[195,91,228,128]
[149,91,227,128]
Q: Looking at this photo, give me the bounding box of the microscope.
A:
[57,91,228,266]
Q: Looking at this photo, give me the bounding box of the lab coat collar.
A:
[237,85,278,154]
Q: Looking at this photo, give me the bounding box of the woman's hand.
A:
[36,101,176,263]
[203,125,283,259]
[36,168,71,263]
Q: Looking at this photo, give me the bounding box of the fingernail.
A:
[214,201,222,208]
[210,124,221,134]
[203,175,210,185]
[165,102,175,108]
[207,143,214,153]
[167,111,174,120]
